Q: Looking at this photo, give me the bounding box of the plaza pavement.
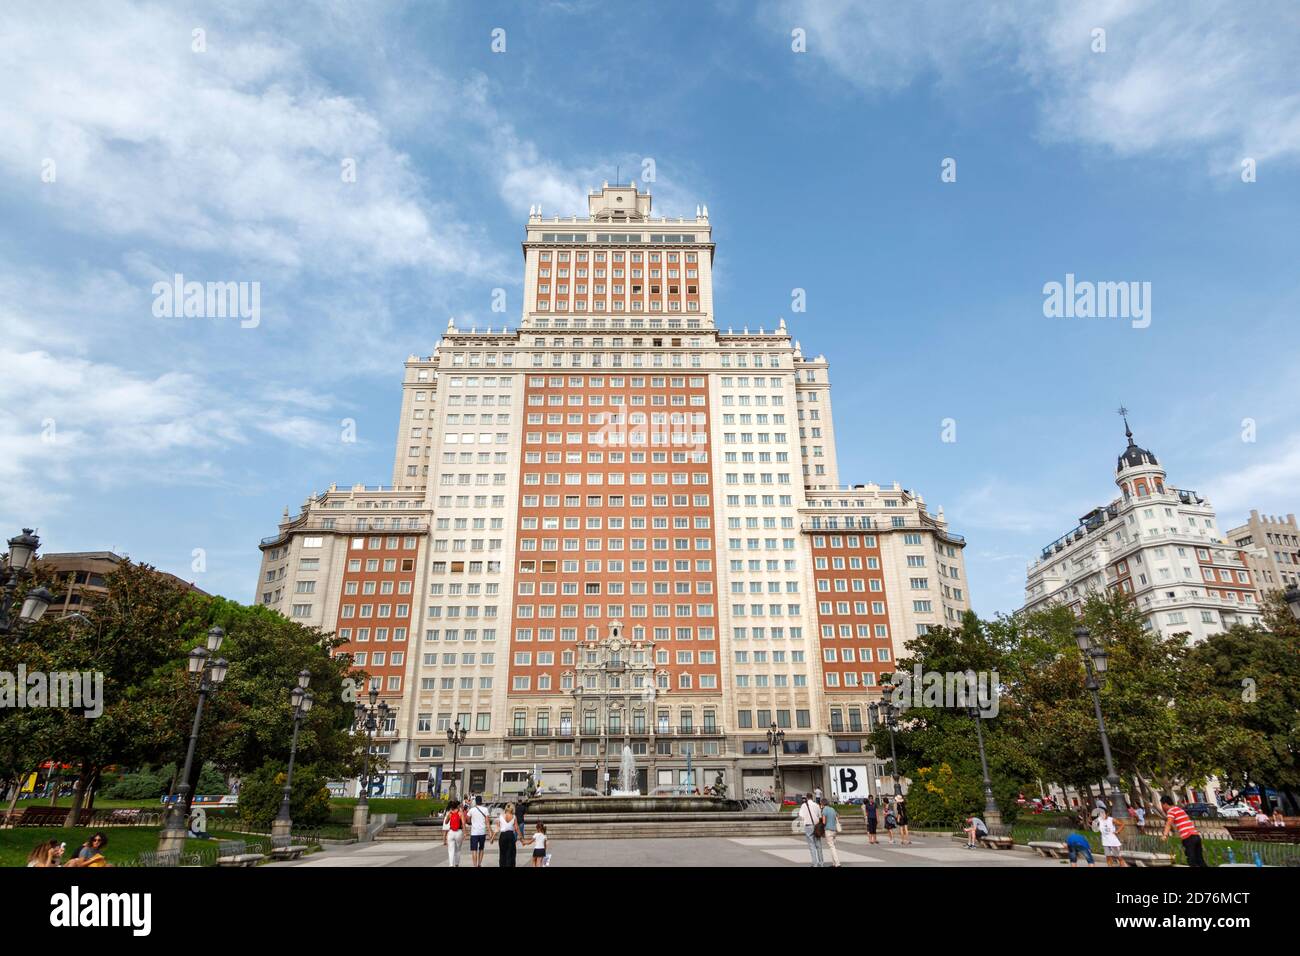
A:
[271,834,1060,868]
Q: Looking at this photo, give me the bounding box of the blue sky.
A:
[3,0,1298,616]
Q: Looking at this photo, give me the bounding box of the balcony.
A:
[260,516,429,547]
[828,723,866,735]
[564,724,722,737]
[531,726,574,738]
[1140,593,1260,612]
[801,516,964,543]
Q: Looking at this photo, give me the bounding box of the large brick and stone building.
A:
[1024,418,1261,641]
[255,185,970,798]
[1224,510,1300,598]
[38,551,207,617]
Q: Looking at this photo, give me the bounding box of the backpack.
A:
[885,811,896,827]
[447,809,462,831]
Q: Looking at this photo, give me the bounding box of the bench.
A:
[270,835,309,861]
[6,806,73,827]
[1225,825,1299,844]
[217,840,266,867]
[1028,840,1069,859]
[978,834,1014,850]
[97,808,146,826]
[1120,849,1174,867]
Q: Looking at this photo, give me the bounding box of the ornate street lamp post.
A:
[1,528,54,634]
[967,706,1002,826]
[352,687,390,839]
[446,719,468,804]
[1284,585,1300,622]
[1073,626,1128,820]
[766,722,785,805]
[158,626,228,853]
[869,700,903,796]
[273,670,314,839]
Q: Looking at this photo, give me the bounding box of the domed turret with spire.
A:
[1113,407,1165,497]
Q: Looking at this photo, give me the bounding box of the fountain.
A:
[513,619,757,819]
[611,745,639,796]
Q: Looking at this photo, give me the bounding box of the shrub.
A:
[103,768,167,800]
[905,763,982,827]
[101,762,228,801]
[236,762,332,828]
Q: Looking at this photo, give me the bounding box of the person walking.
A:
[819,798,842,867]
[529,822,548,867]
[1098,806,1127,867]
[798,793,825,867]
[466,795,491,867]
[442,800,465,867]
[1133,804,1146,828]
[1160,794,1206,867]
[493,802,521,867]
[895,795,912,845]
[863,795,879,844]
[883,802,897,844]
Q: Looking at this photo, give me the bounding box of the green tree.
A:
[873,612,1037,822]
[3,560,197,825]
[192,599,367,788]
[1185,593,1300,805]
[3,560,369,823]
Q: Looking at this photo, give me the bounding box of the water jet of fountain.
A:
[615,744,639,795]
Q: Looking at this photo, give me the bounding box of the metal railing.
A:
[1008,823,1300,867]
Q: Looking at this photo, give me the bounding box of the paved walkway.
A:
[273,835,1059,868]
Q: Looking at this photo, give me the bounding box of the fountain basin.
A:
[523,794,745,815]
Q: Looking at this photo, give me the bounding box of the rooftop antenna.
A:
[1117,405,1132,440]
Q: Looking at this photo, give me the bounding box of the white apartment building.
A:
[1024,420,1261,641]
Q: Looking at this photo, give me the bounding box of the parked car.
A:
[1184,802,1220,819]
[1215,801,1254,819]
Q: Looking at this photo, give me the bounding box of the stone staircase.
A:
[378,813,876,841]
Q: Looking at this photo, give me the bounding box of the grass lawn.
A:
[330,797,444,823]
[0,826,250,868]
[10,797,165,810]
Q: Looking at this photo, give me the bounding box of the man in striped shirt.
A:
[1160,794,1206,867]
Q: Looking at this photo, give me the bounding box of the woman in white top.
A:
[530,822,548,867]
[493,803,522,867]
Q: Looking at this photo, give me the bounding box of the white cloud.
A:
[0,344,350,530]
[493,132,707,221]
[1203,434,1300,516]
[0,1,502,278]
[768,0,1300,171]
[952,478,1079,535]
